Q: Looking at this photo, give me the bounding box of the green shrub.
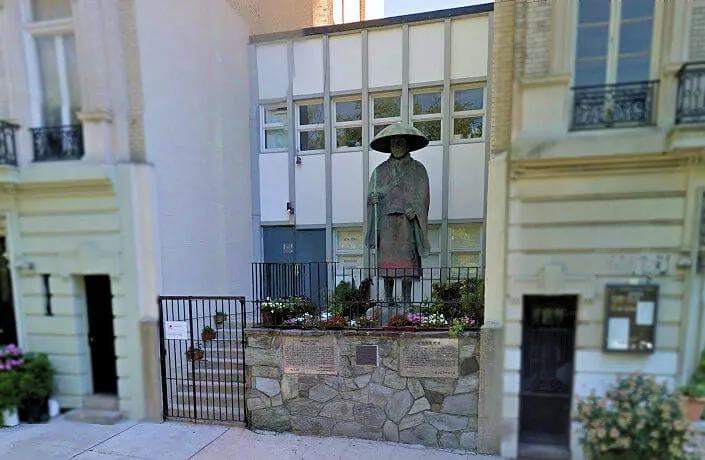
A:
[681,348,705,397]
[17,353,54,403]
[429,278,484,324]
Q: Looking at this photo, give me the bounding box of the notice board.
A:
[603,284,659,354]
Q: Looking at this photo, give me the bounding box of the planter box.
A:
[18,397,49,424]
[680,396,705,421]
[1,407,19,427]
[201,331,217,341]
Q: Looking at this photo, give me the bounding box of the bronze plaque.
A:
[399,338,459,378]
[355,345,378,366]
[283,336,338,375]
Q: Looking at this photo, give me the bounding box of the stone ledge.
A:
[245,327,479,340]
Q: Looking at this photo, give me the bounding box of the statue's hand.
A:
[405,208,416,220]
[369,192,382,205]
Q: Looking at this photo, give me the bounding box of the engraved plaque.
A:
[355,345,378,366]
[399,337,459,378]
[283,336,338,375]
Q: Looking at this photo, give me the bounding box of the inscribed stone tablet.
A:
[283,336,338,375]
[399,337,459,378]
[355,345,378,366]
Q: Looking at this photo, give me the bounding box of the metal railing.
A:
[30,124,84,161]
[571,80,659,131]
[676,61,705,125]
[0,121,19,166]
[251,262,484,328]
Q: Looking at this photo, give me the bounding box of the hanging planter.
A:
[186,344,205,362]
[201,326,217,342]
[214,311,228,325]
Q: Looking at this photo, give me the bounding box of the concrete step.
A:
[173,366,244,382]
[83,394,119,411]
[175,379,245,394]
[168,403,243,421]
[64,408,123,425]
[173,390,244,406]
[205,348,245,360]
[190,358,243,371]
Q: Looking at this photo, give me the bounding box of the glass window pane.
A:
[336,229,363,250]
[300,130,324,151]
[412,92,442,115]
[454,88,483,112]
[373,95,401,119]
[450,252,480,268]
[450,223,482,250]
[427,226,441,252]
[412,120,441,142]
[265,128,288,149]
[37,36,62,126]
[336,255,363,274]
[574,59,607,86]
[453,117,483,140]
[336,127,362,148]
[576,25,609,59]
[373,124,390,136]
[299,104,324,125]
[622,0,654,20]
[619,20,653,55]
[422,254,440,269]
[63,34,80,123]
[335,100,361,122]
[617,54,651,83]
[32,0,72,21]
[578,0,610,24]
[265,107,287,124]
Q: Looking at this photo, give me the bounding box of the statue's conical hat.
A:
[370,122,429,153]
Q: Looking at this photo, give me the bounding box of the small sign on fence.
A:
[165,321,188,340]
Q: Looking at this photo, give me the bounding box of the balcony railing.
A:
[676,61,705,125]
[30,124,84,162]
[571,80,659,131]
[0,121,19,166]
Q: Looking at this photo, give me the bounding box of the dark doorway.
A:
[0,237,17,346]
[519,295,577,452]
[85,275,117,395]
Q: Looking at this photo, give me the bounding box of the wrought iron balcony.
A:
[0,121,19,166]
[30,124,84,162]
[571,80,659,131]
[676,62,705,125]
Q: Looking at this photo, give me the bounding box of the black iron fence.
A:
[0,121,19,166]
[30,124,84,161]
[158,296,247,424]
[571,80,659,131]
[251,262,483,329]
[676,62,705,125]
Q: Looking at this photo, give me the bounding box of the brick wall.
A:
[524,0,552,75]
[226,0,320,35]
[489,0,516,155]
[690,4,705,61]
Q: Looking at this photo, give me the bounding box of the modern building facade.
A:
[486,0,705,458]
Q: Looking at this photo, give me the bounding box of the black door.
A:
[85,275,118,395]
[0,238,17,346]
[519,295,577,447]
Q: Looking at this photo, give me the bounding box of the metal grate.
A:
[158,296,247,424]
[30,124,84,161]
[676,61,705,125]
[0,121,19,166]
[571,80,659,131]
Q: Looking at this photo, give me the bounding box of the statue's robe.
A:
[365,155,431,279]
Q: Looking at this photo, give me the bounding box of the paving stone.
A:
[459,357,479,376]
[355,374,372,389]
[385,390,413,423]
[353,403,386,427]
[246,348,280,366]
[308,384,339,403]
[320,400,355,421]
[247,336,274,349]
[399,412,425,431]
[399,422,438,447]
[424,412,468,432]
[408,397,430,415]
[281,375,298,400]
[439,432,459,449]
[271,394,283,407]
[441,393,477,416]
[460,343,476,359]
[251,365,281,379]
[454,375,478,394]
[383,420,399,442]
[425,390,444,405]
[254,377,280,397]
[341,387,370,403]
[459,431,477,450]
[368,383,394,405]
[384,370,407,390]
[371,366,386,384]
[332,422,383,441]
[421,379,455,394]
[324,376,347,391]
[290,415,332,436]
[298,375,322,391]
[285,398,322,417]
[408,379,424,399]
[250,407,290,432]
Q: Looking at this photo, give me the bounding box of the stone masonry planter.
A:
[244,328,494,452]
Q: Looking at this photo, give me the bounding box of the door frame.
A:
[2,212,24,348]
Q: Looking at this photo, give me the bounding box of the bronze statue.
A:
[365,123,431,305]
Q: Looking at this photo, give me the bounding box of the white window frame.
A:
[259,105,289,153]
[370,92,402,139]
[295,100,325,154]
[21,1,79,128]
[333,227,365,276]
[448,222,483,272]
[332,96,363,152]
[573,0,659,87]
[451,84,486,144]
[409,88,443,145]
[422,224,442,269]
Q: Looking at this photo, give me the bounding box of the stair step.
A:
[83,394,119,411]
[64,408,123,425]
[172,390,244,406]
[170,367,244,382]
[168,403,243,421]
[190,358,244,371]
[175,379,245,394]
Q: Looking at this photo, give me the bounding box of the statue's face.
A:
[390,137,408,159]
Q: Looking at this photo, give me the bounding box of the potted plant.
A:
[318,314,347,330]
[680,347,705,421]
[185,344,205,362]
[575,372,692,459]
[384,314,410,330]
[0,344,24,427]
[17,353,54,424]
[201,325,217,342]
[213,311,228,325]
[259,298,290,326]
[354,316,377,328]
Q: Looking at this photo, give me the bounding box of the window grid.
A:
[451,85,486,143]
[260,105,288,152]
[410,88,443,143]
[296,101,325,153]
[448,223,483,269]
[370,93,402,138]
[333,97,363,150]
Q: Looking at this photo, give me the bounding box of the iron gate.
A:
[158,296,247,423]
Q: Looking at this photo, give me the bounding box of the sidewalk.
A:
[0,417,504,460]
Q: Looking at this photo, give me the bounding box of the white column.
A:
[484,151,508,324]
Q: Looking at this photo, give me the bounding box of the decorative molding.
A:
[518,72,571,88]
[77,110,113,123]
[53,241,121,277]
[507,263,597,305]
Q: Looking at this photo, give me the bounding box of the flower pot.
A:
[1,407,19,427]
[261,311,283,326]
[214,315,227,325]
[188,351,204,362]
[201,331,217,342]
[681,396,705,421]
[18,397,49,424]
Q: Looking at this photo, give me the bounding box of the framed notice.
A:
[603,284,659,354]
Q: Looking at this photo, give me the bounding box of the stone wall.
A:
[244,329,485,451]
